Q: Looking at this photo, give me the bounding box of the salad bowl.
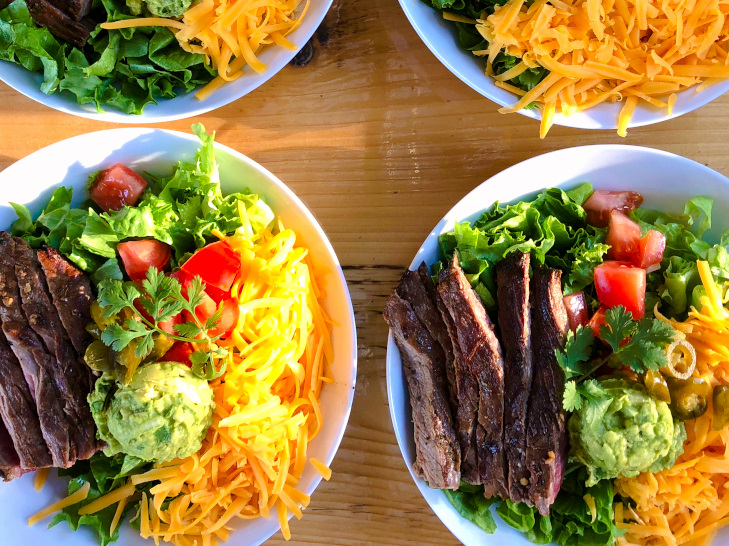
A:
[0,0,331,123]
[0,127,357,545]
[385,144,729,545]
[398,0,729,132]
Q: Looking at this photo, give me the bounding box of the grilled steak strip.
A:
[48,0,92,20]
[37,247,94,356]
[0,233,74,468]
[496,252,533,502]
[26,0,96,47]
[384,292,461,490]
[0,332,52,470]
[14,237,98,461]
[526,267,569,516]
[438,254,507,498]
[0,419,24,482]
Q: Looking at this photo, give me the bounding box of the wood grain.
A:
[3,0,729,542]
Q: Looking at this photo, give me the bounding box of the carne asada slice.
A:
[48,0,92,20]
[438,254,507,498]
[37,247,94,355]
[384,292,461,490]
[526,266,569,516]
[14,237,98,461]
[396,264,458,410]
[0,332,52,470]
[0,419,24,482]
[26,0,96,47]
[496,252,533,503]
[0,233,75,468]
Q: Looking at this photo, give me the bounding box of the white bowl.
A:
[386,144,729,545]
[0,1,330,123]
[398,0,729,131]
[0,128,357,545]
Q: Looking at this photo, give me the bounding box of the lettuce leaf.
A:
[49,453,151,546]
[444,465,622,545]
[0,0,215,115]
[10,124,274,284]
[435,183,608,311]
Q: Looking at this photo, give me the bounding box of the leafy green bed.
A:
[0,0,215,114]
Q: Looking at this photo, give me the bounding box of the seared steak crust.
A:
[526,267,569,516]
[384,292,461,490]
[496,252,533,502]
[438,255,507,498]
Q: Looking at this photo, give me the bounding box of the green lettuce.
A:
[11,124,274,284]
[0,0,215,115]
[445,465,622,545]
[434,183,608,311]
[632,197,729,318]
[49,453,151,546]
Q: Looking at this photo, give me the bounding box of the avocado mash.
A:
[126,0,191,18]
[89,361,214,463]
[568,379,686,486]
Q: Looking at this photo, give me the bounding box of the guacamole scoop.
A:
[126,0,191,18]
[89,362,214,463]
[569,379,686,486]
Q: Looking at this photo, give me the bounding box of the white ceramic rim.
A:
[0,127,358,545]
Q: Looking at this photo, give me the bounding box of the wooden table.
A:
[3,0,729,542]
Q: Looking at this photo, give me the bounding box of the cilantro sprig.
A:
[98,267,228,380]
[556,305,676,412]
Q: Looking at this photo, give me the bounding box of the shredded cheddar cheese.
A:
[33,468,49,492]
[123,220,333,545]
[464,0,729,137]
[615,262,729,545]
[28,482,91,526]
[101,0,309,101]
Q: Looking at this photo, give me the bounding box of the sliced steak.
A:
[48,0,92,20]
[384,292,460,490]
[496,252,533,503]
[37,247,94,355]
[0,332,52,470]
[0,419,24,482]
[438,254,506,498]
[14,238,98,462]
[396,264,458,411]
[0,233,74,468]
[26,0,96,47]
[526,267,569,516]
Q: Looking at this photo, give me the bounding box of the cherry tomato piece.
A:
[563,291,589,332]
[118,240,171,281]
[89,164,148,212]
[606,211,642,262]
[583,190,644,227]
[635,230,666,271]
[594,261,647,320]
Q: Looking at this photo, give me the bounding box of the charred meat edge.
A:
[13,237,98,461]
[525,266,569,516]
[438,254,506,498]
[496,252,533,503]
[384,292,461,490]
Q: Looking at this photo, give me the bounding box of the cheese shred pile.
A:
[461,0,729,137]
[614,261,729,546]
[101,0,309,100]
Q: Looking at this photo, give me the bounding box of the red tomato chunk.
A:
[180,241,240,292]
[594,261,646,320]
[118,240,171,282]
[606,211,642,262]
[164,341,194,366]
[583,190,644,227]
[563,291,589,332]
[635,230,666,271]
[89,164,147,212]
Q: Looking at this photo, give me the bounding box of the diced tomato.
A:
[133,294,180,335]
[182,290,217,328]
[635,230,666,271]
[563,291,589,332]
[588,305,609,336]
[180,241,240,292]
[594,261,647,319]
[606,211,642,262]
[203,283,229,304]
[208,299,239,338]
[163,341,194,366]
[89,164,148,212]
[118,240,171,281]
[583,190,644,227]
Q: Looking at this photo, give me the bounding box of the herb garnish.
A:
[97,267,228,380]
[557,306,676,411]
